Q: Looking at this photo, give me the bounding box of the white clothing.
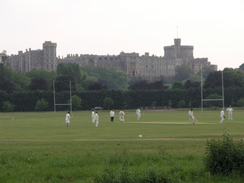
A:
[110,110,115,122]
[188,110,194,124]
[65,113,71,124]
[119,111,125,122]
[136,109,141,120]
[110,111,115,117]
[91,111,95,123]
[95,113,99,127]
[220,110,225,123]
[226,107,233,120]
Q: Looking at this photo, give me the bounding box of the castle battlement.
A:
[8,38,217,80]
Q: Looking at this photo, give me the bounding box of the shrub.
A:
[204,131,244,176]
[2,101,15,112]
[177,100,185,108]
[35,98,49,111]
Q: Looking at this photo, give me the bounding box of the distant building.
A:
[8,38,217,80]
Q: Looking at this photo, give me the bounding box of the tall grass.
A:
[0,109,244,182]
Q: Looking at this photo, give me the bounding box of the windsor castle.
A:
[8,38,217,80]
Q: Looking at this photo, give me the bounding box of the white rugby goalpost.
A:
[201,69,224,111]
[53,81,72,112]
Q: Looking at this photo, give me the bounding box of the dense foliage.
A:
[1,86,244,111]
[128,80,168,90]
[205,132,244,176]
[80,66,130,90]
[1,51,244,111]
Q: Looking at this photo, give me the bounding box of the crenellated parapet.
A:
[7,38,217,80]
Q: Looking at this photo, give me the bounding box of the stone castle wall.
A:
[8,38,217,80]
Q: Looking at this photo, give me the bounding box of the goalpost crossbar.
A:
[202,99,223,101]
[53,81,72,112]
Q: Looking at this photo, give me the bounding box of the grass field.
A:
[1,108,244,182]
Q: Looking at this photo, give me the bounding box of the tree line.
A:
[1,86,244,112]
[1,51,244,112]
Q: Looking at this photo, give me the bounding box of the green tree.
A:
[184,80,200,89]
[87,82,107,90]
[57,63,82,84]
[204,71,237,88]
[223,68,244,87]
[172,81,184,90]
[2,101,15,112]
[185,74,204,83]
[198,66,214,79]
[0,51,8,82]
[0,65,30,91]
[26,68,57,89]
[174,64,193,81]
[103,97,114,110]
[29,78,49,91]
[70,95,82,111]
[128,80,167,90]
[54,75,76,92]
[0,79,16,93]
[11,71,31,91]
[204,93,222,108]
[35,99,49,111]
[80,66,130,90]
[177,100,185,108]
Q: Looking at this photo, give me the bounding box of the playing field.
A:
[1,108,243,141]
[0,109,243,182]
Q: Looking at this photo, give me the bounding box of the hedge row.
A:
[0,87,243,112]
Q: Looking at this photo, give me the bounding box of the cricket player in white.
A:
[226,106,233,120]
[65,111,71,128]
[136,108,141,120]
[91,110,95,123]
[220,109,225,124]
[119,110,125,122]
[188,109,195,124]
[95,112,99,127]
[110,109,115,122]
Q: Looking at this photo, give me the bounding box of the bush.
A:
[204,131,244,176]
[177,100,185,108]
[70,95,82,111]
[2,101,15,112]
[35,99,49,111]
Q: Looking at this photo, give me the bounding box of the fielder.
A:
[91,110,95,123]
[119,110,125,122]
[136,108,141,120]
[226,106,233,120]
[220,109,225,124]
[95,112,99,127]
[65,111,71,128]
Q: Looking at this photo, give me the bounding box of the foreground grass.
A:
[0,109,244,182]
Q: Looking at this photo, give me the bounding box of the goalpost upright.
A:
[53,81,72,112]
[201,68,224,111]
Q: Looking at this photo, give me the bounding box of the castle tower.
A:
[164,38,193,62]
[42,41,57,71]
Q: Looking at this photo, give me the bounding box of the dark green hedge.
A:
[0,87,243,112]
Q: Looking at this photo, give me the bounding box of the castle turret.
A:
[164,38,193,61]
[43,41,57,71]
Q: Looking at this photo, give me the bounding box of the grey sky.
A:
[1,0,244,70]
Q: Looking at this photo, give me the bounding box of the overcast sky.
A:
[1,0,244,70]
